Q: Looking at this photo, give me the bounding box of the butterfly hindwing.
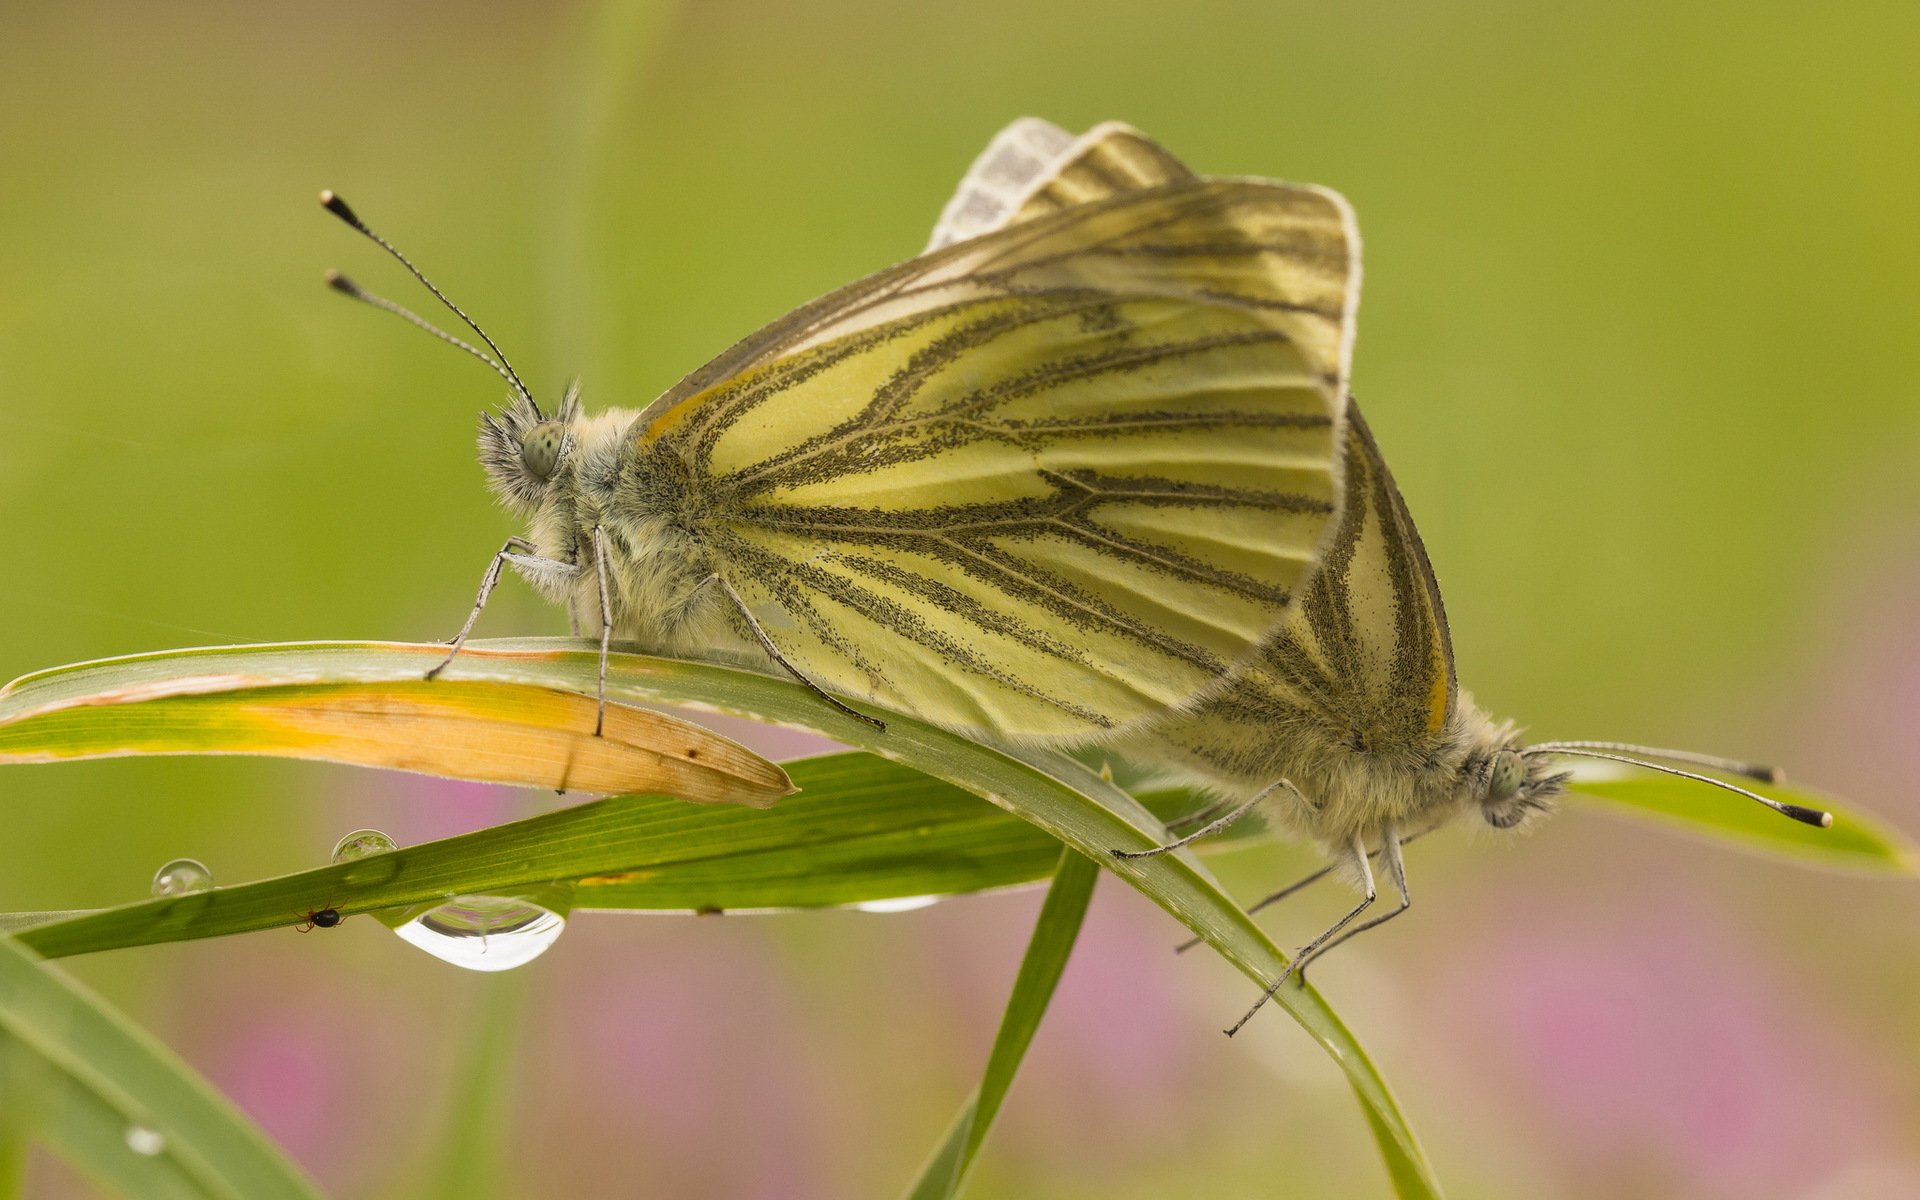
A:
[633,175,1362,739]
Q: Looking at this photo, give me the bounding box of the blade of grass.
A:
[0,1038,28,1200]
[0,754,1242,952]
[0,938,324,1200]
[546,0,682,374]
[0,650,790,806]
[1566,764,1915,873]
[2,1045,208,1200]
[3,641,1441,1195]
[418,978,525,1200]
[3,645,1904,1197]
[903,849,1098,1200]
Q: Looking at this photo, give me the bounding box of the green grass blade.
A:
[0,1037,29,1200]
[903,850,1099,1200]
[0,938,324,1200]
[0,644,791,807]
[1,640,1444,1197]
[1565,764,1917,875]
[0,754,1242,956]
[417,979,525,1200]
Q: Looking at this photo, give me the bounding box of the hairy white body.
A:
[1137,690,1529,856]
[506,405,760,665]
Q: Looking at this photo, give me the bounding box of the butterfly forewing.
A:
[926,118,1197,253]
[635,176,1361,739]
[1141,406,1456,773]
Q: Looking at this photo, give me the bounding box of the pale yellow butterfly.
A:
[934,126,1828,1035]
[318,119,1361,744]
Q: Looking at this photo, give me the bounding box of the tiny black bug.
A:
[294,905,344,933]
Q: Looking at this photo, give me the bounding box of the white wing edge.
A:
[922,117,1078,254]
[1305,180,1362,397]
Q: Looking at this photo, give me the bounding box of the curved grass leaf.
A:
[0,753,1239,951]
[0,938,323,1200]
[904,850,1098,1200]
[1566,763,1916,875]
[0,646,790,806]
[0,640,1443,1198]
[415,978,525,1200]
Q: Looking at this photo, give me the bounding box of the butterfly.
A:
[845,118,1833,1032]
[321,119,1828,1036]
[319,119,1362,744]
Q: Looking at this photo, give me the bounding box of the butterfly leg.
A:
[427,537,573,681]
[1112,778,1298,860]
[1224,834,1375,1037]
[592,525,612,737]
[1175,822,1434,955]
[1295,825,1410,984]
[1166,796,1237,833]
[711,574,886,731]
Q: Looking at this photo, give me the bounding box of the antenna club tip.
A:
[322,269,359,296]
[318,189,362,227]
[1780,804,1832,829]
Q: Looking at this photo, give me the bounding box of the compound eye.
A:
[1489,750,1525,801]
[521,422,565,481]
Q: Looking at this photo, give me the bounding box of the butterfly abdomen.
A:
[1137,683,1503,847]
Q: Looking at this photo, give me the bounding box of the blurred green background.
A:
[4,1,1919,1197]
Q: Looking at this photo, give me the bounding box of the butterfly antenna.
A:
[1530,747,1830,828]
[323,271,524,396]
[318,190,542,418]
[1527,740,1780,784]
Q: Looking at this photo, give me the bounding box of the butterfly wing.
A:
[927,120,1429,733]
[925,118,1197,253]
[1286,406,1457,746]
[632,141,1361,740]
[1142,404,1456,773]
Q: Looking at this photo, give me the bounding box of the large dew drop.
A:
[150,859,212,898]
[393,893,568,972]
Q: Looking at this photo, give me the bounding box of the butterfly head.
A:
[480,383,582,512]
[1470,740,1570,832]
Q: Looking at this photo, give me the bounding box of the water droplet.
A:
[330,828,398,863]
[851,894,942,914]
[124,1125,166,1156]
[150,859,212,898]
[394,893,568,972]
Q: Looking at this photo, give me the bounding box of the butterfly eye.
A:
[521,422,566,481]
[1488,750,1525,801]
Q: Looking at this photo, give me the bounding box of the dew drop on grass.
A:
[394,894,568,972]
[330,828,398,863]
[124,1125,166,1156]
[851,894,943,913]
[149,859,212,897]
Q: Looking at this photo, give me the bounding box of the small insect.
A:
[294,905,343,933]
[319,120,1832,1035]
